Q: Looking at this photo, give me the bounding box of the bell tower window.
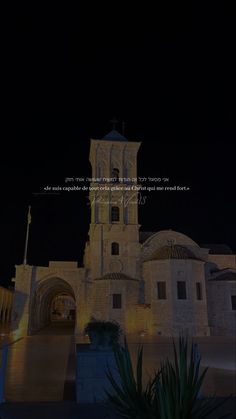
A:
[111,242,119,255]
[111,206,120,222]
[112,168,119,182]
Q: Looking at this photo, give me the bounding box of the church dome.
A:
[102,130,127,141]
[147,245,201,262]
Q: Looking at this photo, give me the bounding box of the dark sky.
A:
[1,4,235,286]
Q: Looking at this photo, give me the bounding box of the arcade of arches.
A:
[30,278,76,334]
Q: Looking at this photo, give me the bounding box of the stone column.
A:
[11,265,35,336]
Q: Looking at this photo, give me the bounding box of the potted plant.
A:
[84,318,122,350]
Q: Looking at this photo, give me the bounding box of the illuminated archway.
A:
[51,294,76,322]
[30,277,76,334]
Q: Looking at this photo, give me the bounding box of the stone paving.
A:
[4,323,74,402]
[126,336,236,397]
[0,323,235,417]
[5,336,72,402]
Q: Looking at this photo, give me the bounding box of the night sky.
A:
[1,4,235,287]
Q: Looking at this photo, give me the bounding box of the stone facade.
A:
[11,131,236,337]
[0,286,14,325]
[143,259,209,336]
[205,267,236,336]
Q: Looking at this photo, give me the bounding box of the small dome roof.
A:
[94,272,139,281]
[147,245,202,262]
[102,130,128,141]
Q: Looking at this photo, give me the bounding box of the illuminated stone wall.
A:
[12,265,34,335]
[143,259,210,336]
[87,139,141,281]
[0,286,13,325]
[206,280,236,335]
[90,278,140,333]
[208,254,236,270]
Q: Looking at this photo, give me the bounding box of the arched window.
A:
[111,206,120,222]
[112,168,119,182]
[111,242,119,255]
[113,294,122,309]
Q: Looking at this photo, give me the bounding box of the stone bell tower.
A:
[86,129,141,280]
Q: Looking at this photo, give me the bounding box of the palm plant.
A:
[106,336,230,419]
[106,338,156,419]
[153,336,229,419]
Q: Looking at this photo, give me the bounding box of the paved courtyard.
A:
[1,323,236,403]
[127,335,236,397]
[0,324,235,418]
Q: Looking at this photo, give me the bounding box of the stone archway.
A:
[30,277,76,334]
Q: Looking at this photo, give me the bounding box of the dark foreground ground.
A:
[0,399,236,419]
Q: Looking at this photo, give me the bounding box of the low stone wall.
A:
[76,344,120,403]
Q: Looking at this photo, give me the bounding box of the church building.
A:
[11,131,236,337]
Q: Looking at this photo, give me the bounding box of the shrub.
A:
[106,338,156,418]
[84,319,121,348]
[106,336,229,419]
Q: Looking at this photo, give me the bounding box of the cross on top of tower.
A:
[110,117,119,130]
